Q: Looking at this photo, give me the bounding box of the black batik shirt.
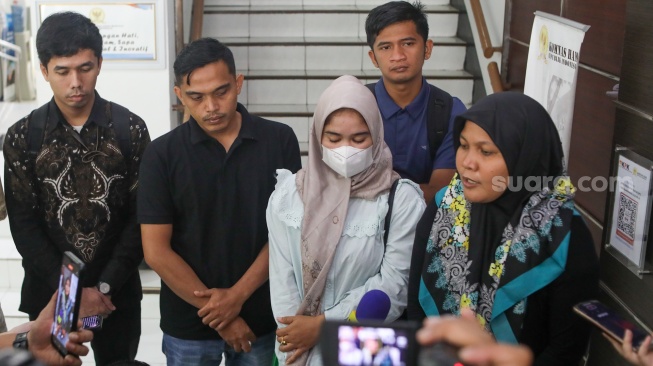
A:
[3,93,150,315]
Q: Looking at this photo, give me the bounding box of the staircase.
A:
[200,0,475,160]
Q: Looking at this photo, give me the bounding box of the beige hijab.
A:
[295,75,398,323]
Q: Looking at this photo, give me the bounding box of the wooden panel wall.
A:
[505,0,626,255]
[618,0,653,114]
[502,1,653,364]
[587,1,653,363]
[567,68,617,220]
[509,2,560,42]
[588,109,653,365]
[564,1,626,75]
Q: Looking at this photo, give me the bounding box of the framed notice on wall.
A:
[37,1,166,69]
[605,147,653,278]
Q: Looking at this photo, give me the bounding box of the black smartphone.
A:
[51,251,85,356]
[81,315,103,331]
[320,319,464,366]
[574,300,652,352]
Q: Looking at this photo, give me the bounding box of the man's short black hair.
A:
[365,1,429,49]
[36,11,103,68]
[174,38,236,86]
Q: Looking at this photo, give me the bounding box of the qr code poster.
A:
[608,152,652,268]
[616,192,637,245]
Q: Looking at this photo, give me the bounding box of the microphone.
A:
[347,289,391,322]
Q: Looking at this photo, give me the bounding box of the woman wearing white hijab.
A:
[267,75,426,365]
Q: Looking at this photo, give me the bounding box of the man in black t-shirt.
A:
[138,38,301,365]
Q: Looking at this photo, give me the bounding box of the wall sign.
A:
[606,147,653,278]
[37,1,166,69]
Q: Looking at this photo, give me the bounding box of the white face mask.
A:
[322,145,374,178]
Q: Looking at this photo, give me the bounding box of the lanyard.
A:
[66,124,109,163]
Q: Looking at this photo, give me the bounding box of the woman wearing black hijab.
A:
[407,92,599,365]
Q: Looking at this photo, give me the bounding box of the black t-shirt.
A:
[138,103,301,340]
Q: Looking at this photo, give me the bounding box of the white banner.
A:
[524,12,589,165]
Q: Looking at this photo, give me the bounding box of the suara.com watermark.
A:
[490,176,635,193]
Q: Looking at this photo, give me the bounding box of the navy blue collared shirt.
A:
[375,78,466,183]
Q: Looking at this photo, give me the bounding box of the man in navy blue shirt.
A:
[365,1,467,202]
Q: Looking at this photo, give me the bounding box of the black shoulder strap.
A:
[28,102,132,161]
[110,102,131,162]
[27,103,50,158]
[426,84,454,162]
[383,179,400,246]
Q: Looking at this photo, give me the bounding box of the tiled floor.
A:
[1,270,168,366]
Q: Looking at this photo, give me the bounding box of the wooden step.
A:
[220,36,466,47]
[198,0,474,163]
[203,5,462,39]
[0,257,22,290]
[238,73,474,106]
[247,103,314,117]
[241,68,473,80]
[203,0,452,4]
[204,4,460,14]
[229,44,467,73]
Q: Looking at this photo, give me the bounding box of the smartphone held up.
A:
[574,300,653,352]
[320,319,465,366]
[50,251,85,356]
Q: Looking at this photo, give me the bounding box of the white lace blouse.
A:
[267,169,426,365]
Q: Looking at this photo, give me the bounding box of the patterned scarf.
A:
[419,173,577,343]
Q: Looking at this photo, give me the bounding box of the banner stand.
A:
[533,11,590,33]
[523,11,590,166]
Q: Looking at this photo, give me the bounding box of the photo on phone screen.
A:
[320,319,464,366]
[51,251,85,356]
[320,320,421,366]
[574,300,652,351]
[320,320,465,366]
[338,324,411,366]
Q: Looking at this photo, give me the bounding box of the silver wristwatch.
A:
[97,281,111,295]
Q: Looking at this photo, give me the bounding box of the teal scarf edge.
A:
[490,209,579,342]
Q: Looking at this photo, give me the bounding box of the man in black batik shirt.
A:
[3,12,149,365]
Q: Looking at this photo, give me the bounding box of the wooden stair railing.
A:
[173,0,205,121]
[469,0,510,93]
[190,0,205,43]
